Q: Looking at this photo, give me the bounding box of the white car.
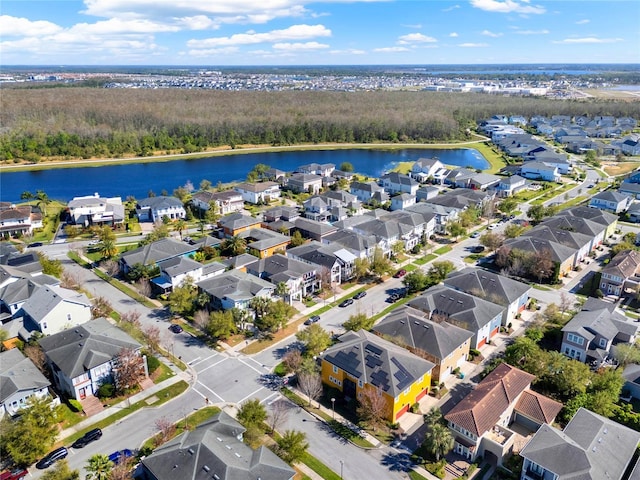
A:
[487,223,499,230]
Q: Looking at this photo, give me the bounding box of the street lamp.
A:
[331,397,335,420]
[340,460,344,479]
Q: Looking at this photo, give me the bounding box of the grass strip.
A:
[433,246,452,255]
[300,453,341,480]
[141,406,221,450]
[414,254,437,265]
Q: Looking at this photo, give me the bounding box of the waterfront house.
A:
[350,181,389,204]
[0,348,52,416]
[190,190,244,215]
[0,203,42,237]
[411,158,448,183]
[296,163,335,177]
[136,196,186,223]
[321,329,434,422]
[234,181,281,204]
[287,173,323,194]
[67,193,125,227]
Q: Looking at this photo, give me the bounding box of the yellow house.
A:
[217,213,262,238]
[240,228,291,259]
[373,306,473,383]
[320,330,434,422]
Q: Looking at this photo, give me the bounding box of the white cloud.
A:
[402,24,422,29]
[330,48,366,55]
[272,41,329,50]
[514,29,549,35]
[470,0,545,14]
[188,46,239,56]
[442,4,460,12]
[398,33,437,44]
[554,37,623,44]
[449,32,459,37]
[0,15,63,36]
[187,24,331,48]
[458,42,489,47]
[481,30,502,37]
[575,19,590,24]
[373,46,410,52]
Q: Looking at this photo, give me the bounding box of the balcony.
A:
[485,424,514,446]
[522,468,545,480]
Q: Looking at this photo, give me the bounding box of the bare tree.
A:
[356,387,388,430]
[193,309,209,330]
[558,292,573,318]
[136,277,152,298]
[154,416,177,446]
[113,347,146,394]
[101,259,120,277]
[24,344,48,377]
[268,399,290,434]
[298,372,323,407]
[109,458,134,480]
[120,310,141,329]
[282,349,303,374]
[143,325,161,355]
[60,269,81,290]
[91,296,114,319]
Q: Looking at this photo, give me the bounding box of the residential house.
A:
[139,411,295,480]
[416,186,440,202]
[445,268,531,326]
[557,206,618,239]
[19,285,92,337]
[390,193,417,211]
[618,181,640,200]
[445,168,477,188]
[217,213,262,238]
[119,238,196,276]
[446,363,562,466]
[0,266,58,317]
[0,348,52,416]
[292,217,338,242]
[303,196,330,222]
[411,158,448,183]
[600,249,640,297]
[589,190,632,213]
[246,254,320,303]
[221,253,258,273]
[373,306,472,382]
[622,364,640,401]
[296,163,335,177]
[321,329,434,422]
[380,172,419,195]
[39,317,143,401]
[502,236,577,278]
[322,230,379,260]
[560,297,639,365]
[197,270,274,311]
[234,181,281,204]
[263,206,300,223]
[494,175,527,197]
[629,204,640,223]
[520,162,560,182]
[425,189,492,211]
[408,285,504,349]
[620,134,640,156]
[520,408,640,480]
[240,228,290,259]
[466,173,502,191]
[265,168,286,183]
[350,181,389,205]
[136,196,186,223]
[406,202,460,235]
[190,190,244,215]
[523,225,592,267]
[67,193,125,227]
[152,256,204,293]
[287,173,323,194]
[287,241,356,284]
[0,203,43,237]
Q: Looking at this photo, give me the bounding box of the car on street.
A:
[393,269,407,278]
[72,428,102,448]
[387,293,401,303]
[169,324,183,334]
[471,245,485,254]
[353,291,367,299]
[588,184,594,188]
[36,447,68,469]
[487,223,499,230]
[470,231,480,238]
[108,449,134,465]
[304,315,320,325]
[339,298,354,308]
[27,242,43,248]
[0,468,28,480]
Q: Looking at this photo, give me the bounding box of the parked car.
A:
[72,428,102,449]
[169,324,183,333]
[304,315,320,325]
[0,468,28,480]
[470,232,480,238]
[108,449,134,465]
[353,291,367,300]
[588,184,595,188]
[393,269,407,278]
[387,293,401,303]
[27,242,43,248]
[36,447,68,469]
[339,299,354,308]
[487,223,499,230]
[471,245,485,254]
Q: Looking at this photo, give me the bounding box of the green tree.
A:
[527,204,547,223]
[168,282,198,317]
[0,396,59,466]
[207,310,237,340]
[20,191,34,203]
[498,197,518,216]
[174,219,187,240]
[237,398,267,429]
[612,343,640,367]
[38,253,63,277]
[339,162,354,172]
[200,179,212,191]
[391,241,405,259]
[423,407,443,427]
[295,323,332,357]
[504,337,543,373]
[85,454,114,480]
[40,460,79,480]
[289,230,305,247]
[353,257,369,281]
[98,237,118,260]
[423,422,454,461]
[479,232,504,252]
[370,247,393,278]
[36,189,50,216]
[504,223,526,239]
[343,312,375,332]
[221,235,247,256]
[427,260,455,284]
[258,300,297,332]
[204,201,220,225]
[275,281,290,302]
[402,270,432,293]
[447,221,466,241]
[276,430,309,464]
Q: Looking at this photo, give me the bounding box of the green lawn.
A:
[433,246,452,255]
[301,453,341,480]
[414,254,437,265]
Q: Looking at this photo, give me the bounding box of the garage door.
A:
[514,412,540,431]
[477,337,487,348]
[396,404,410,420]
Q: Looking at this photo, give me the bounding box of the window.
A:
[528,462,544,475]
[567,333,584,345]
[42,322,47,330]
[332,365,338,374]
[358,380,363,388]
[67,313,72,321]
[599,338,606,348]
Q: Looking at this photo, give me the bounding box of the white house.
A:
[520,162,560,182]
[234,182,281,204]
[494,175,527,197]
[411,158,448,183]
[0,203,43,237]
[136,196,186,223]
[0,349,52,416]
[589,190,632,213]
[67,193,125,227]
[350,181,389,204]
[197,270,274,311]
[190,191,244,215]
[19,285,92,336]
[380,172,419,195]
[390,193,416,211]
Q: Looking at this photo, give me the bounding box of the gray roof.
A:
[558,206,618,227]
[20,285,91,324]
[408,285,504,332]
[444,267,530,306]
[246,254,315,284]
[218,213,262,231]
[202,261,227,276]
[138,196,183,209]
[540,215,604,237]
[523,225,592,250]
[623,363,640,386]
[0,348,50,403]
[503,236,577,264]
[198,270,274,302]
[293,217,338,236]
[39,318,140,379]
[240,228,290,251]
[120,238,196,267]
[322,330,434,398]
[350,181,384,193]
[221,253,259,270]
[381,172,419,186]
[520,408,640,480]
[374,306,473,360]
[158,256,202,278]
[323,230,378,255]
[287,241,343,269]
[562,297,638,342]
[591,190,630,204]
[141,411,295,480]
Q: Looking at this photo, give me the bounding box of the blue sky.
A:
[1,0,638,65]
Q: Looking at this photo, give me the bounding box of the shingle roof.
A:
[444,363,535,436]
[20,285,91,324]
[503,236,576,264]
[218,213,262,231]
[120,238,196,267]
[444,267,530,307]
[0,348,50,404]
[138,196,183,209]
[39,318,140,379]
[246,254,315,283]
[601,249,640,280]
[197,270,274,302]
[158,256,202,277]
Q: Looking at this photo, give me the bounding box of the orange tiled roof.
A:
[515,390,563,425]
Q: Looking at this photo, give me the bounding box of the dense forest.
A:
[1,88,639,163]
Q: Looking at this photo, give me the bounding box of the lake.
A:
[0,147,488,203]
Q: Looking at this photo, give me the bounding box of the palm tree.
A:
[85,454,113,480]
[423,422,454,462]
[20,191,34,204]
[174,219,187,240]
[99,238,118,260]
[36,190,50,216]
[222,235,246,256]
[275,281,290,303]
[423,407,443,427]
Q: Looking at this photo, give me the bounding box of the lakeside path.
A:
[0,135,496,172]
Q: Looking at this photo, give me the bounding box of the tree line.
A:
[1,87,638,163]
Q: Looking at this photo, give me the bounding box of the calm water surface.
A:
[0,148,488,203]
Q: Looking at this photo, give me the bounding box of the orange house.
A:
[218,213,262,238]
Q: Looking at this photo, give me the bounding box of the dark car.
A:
[108,449,134,465]
[36,447,68,469]
[27,242,43,248]
[353,291,367,300]
[393,269,407,278]
[72,428,102,448]
[471,245,485,254]
[169,323,183,333]
[386,293,401,303]
[339,299,354,308]
[0,468,28,480]
[304,315,320,326]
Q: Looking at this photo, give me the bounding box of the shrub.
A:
[69,398,84,413]
[96,383,115,399]
[469,349,480,357]
[146,355,161,374]
[410,403,420,413]
[425,460,446,479]
[595,289,604,298]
